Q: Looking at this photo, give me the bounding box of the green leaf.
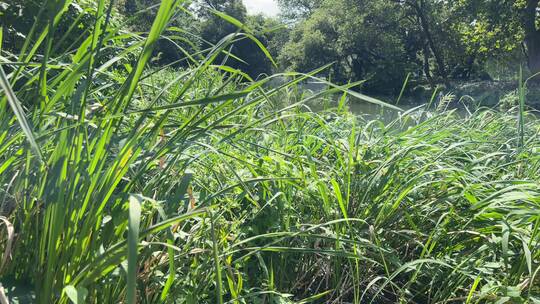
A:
[494,296,510,304]
[466,276,481,304]
[331,179,347,219]
[522,240,532,275]
[63,285,88,304]
[0,65,43,162]
[212,10,277,67]
[127,195,143,304]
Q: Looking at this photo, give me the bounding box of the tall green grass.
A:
[0,1,539,303]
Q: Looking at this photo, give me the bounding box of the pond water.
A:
[297,81,448,116]
[350,95,480,122]
[349,96,417,114]
[287,80,494,122]
[301,95,424,124]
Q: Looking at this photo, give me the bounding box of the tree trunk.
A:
[525,33,540,76]
[523,0,540,78]
[422,41,433,85]
[413,0,447,79]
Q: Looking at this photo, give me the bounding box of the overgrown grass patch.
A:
[0,1,539,303]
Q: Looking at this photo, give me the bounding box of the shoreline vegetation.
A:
[0,0,539,303]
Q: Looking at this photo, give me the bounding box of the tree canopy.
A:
[3,0,540,92]
[276,0,539,92]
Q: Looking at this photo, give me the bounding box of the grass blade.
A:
[127,195,142,304]
[0,65,43,162]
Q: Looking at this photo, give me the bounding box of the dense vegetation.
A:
[277,0,528,89]
[5,0,540,93]
[0,0,539,304]
[280,0,540,92]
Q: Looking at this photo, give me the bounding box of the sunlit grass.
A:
[0,1,539,303]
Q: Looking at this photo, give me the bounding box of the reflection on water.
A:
[304,94,426,122]
[350,98,477,123]
[348,97,417,120]
[293,81,476,122]
[288,82,537,124]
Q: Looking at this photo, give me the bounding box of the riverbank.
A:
[410,80,540,108]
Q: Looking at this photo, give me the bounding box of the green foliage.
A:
[120,0,282,77]
[276,0,323,20]
[500,89,521,110]
[0,0,104,56]
[277,0,540,91]
[279,0,416,93]
[448,0,525,75]
[198,0,279,78]
[0,1,540,304]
